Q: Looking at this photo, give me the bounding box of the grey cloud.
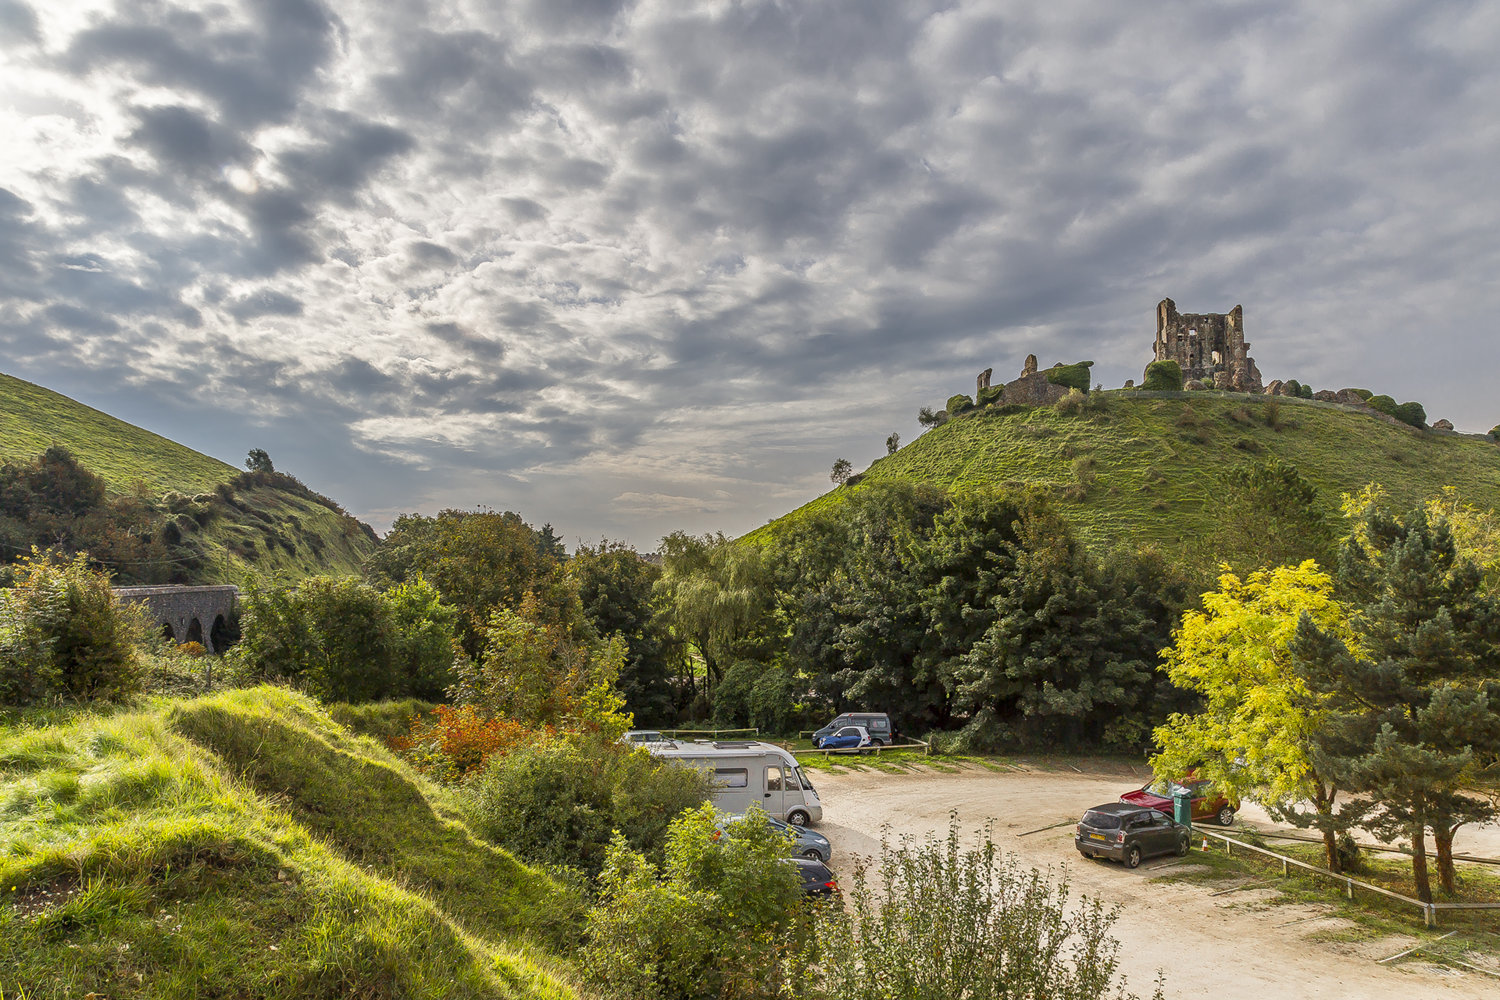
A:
[277,115,415,204]
[408,241,458,268]
[0,0,38,46]
[228,289,304,323]
[128,104,251,177]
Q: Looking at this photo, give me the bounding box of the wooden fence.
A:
[1197,826,1500,928]
[786,738,931,758]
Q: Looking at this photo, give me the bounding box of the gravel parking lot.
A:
[811,762,1500,999]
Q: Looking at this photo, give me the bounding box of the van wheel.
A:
[787,809,810,827]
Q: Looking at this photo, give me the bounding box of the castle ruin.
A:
[1151,298,1263,393]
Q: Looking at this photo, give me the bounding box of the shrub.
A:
[465,731,714,875]
[1045,361,1094,393]
[1140,360,1183,391]
[946,393,974,416]
[1283,379,1303,398]
[1299,383,1314,399]
[1366,394,1398,416]
[917,406,946,428]
[1490,425,1500,441]
[236,576,457,703]
[817,817,1160,1000]
[0,551,147,705]
[1393,401,1427,428]
[582,805,811,1000]
[976,384,1004,407]
[391,703,541,783]
[1053,388,1086,415]
[1349,388,1374,400]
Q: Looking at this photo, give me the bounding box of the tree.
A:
[570,540,678,725]
[830,458,853,485]
[885,432,900,456]
[917,406,946,428]
[1205,459,1335,573]
[1295,501,1500,899]
[365,509,572,658]
[1152,562,1360,870]
[655,532,774,698]
[244,448,274,473]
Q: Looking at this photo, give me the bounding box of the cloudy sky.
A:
[2,1,1497,548]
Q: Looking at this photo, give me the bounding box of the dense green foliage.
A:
[366,509,570,658]
[1366,394,1398,416]
[465,732,714,876]
[750,483,1190,747]
[0,552,149,705]
[582,806,810,1000]
[819,819,1160,1000]
[1294,500,1500,901]
[1393,400,1427,428]
[946,393,974,416]
[1045,360,1095,393]
[236,575,457,702]
[0,688,577,999]
[1140,360,1183,391]
[570,541,678,725]
[655,532,774,699]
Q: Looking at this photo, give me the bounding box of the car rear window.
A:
[1082,810,1123,830]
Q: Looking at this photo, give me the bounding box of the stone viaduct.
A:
[113,585,239,653]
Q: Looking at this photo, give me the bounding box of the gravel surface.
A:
[811,763,1500,999]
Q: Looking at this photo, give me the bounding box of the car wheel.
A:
[1126,845,1142,869]
[787,809,810,827]
[1176,834,1190,857]
[1216,805,1236,827]
[802,847,825,862]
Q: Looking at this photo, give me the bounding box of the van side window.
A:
[766,766,783,792]
[715,768,748,788]
[870,718,889,731]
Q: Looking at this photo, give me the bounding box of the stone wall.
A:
[113,585,239,653]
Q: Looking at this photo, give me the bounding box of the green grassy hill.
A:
[0,372,376,584]
[0,687,579,999]
[752,391,1500,567]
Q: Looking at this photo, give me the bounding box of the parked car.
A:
[720,811,833,862]
[812,712,892,746]
[816,725,873,754]
[1120,773,1236,826]
[1075,802,1191,868]
[788,857,839,897]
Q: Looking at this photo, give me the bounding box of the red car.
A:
[1120,775,1236,826]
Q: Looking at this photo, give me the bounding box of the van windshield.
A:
[793,767,816,794]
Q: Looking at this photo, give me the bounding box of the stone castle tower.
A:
[1150,298,1263,392]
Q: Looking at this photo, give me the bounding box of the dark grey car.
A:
[1075,802,1190,868]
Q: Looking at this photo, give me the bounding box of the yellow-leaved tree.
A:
[1152,560,1361,871]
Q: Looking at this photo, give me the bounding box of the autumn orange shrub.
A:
[390,704,548,783]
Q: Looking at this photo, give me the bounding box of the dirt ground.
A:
[811,763,1500,999]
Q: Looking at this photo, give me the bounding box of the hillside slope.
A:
[0,687,578,999]
[0,372,375,584]
[753,391,1500,567]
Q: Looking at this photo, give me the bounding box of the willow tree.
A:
[655,532,773,697]
[1153,561,1361,871]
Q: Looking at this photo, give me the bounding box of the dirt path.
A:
[812,764,1500,999]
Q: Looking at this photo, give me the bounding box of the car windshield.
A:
[1082,810,1123,830]
[1146,777,1190,797]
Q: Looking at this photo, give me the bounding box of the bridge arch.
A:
[113,585,239,654]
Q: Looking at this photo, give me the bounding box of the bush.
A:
[582,805,811,1000]
[1366,394,1398,416]
[976,384,1004,407]
[917,406,946,428]
[235,576,457,703]
[817,817,1160,1000]
[0,551,147,705]
[1299,383,1314,399]
[946,394,974,416]
[1140,360,1183,391]
[1045,361,1094,393]
[465,731,714,875]
[1349,388,1374,400]
[1490,425,1500,441]
[1284,380,1303,398]
[1393,401,1427,428]
[392,704,541,783]
[1054,388,1087,415]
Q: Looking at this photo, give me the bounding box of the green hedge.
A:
[1045,361,1094,393]
[1140,359,1183,392]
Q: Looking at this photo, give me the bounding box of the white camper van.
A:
[648,739,824,826]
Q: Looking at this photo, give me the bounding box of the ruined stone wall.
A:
[1152,298,1262,392]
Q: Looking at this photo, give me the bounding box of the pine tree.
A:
[1294,503,1500,900]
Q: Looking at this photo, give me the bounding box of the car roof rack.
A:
[710,740,756,749]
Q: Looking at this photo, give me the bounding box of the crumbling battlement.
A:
[1151,298,1263,393]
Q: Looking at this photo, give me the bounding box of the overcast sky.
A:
[2,1,1498,549]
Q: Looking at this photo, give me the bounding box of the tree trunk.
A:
[1313,782,1341,873]
[1434,825,1457,895]
[1410,821,1433,904]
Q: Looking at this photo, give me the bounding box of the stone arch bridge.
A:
[113,585,239,653]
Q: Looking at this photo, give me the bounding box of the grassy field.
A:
[0,372,236,496]
[748,391,1500,567]
[0,687,579,999]
[0,371,376,584]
